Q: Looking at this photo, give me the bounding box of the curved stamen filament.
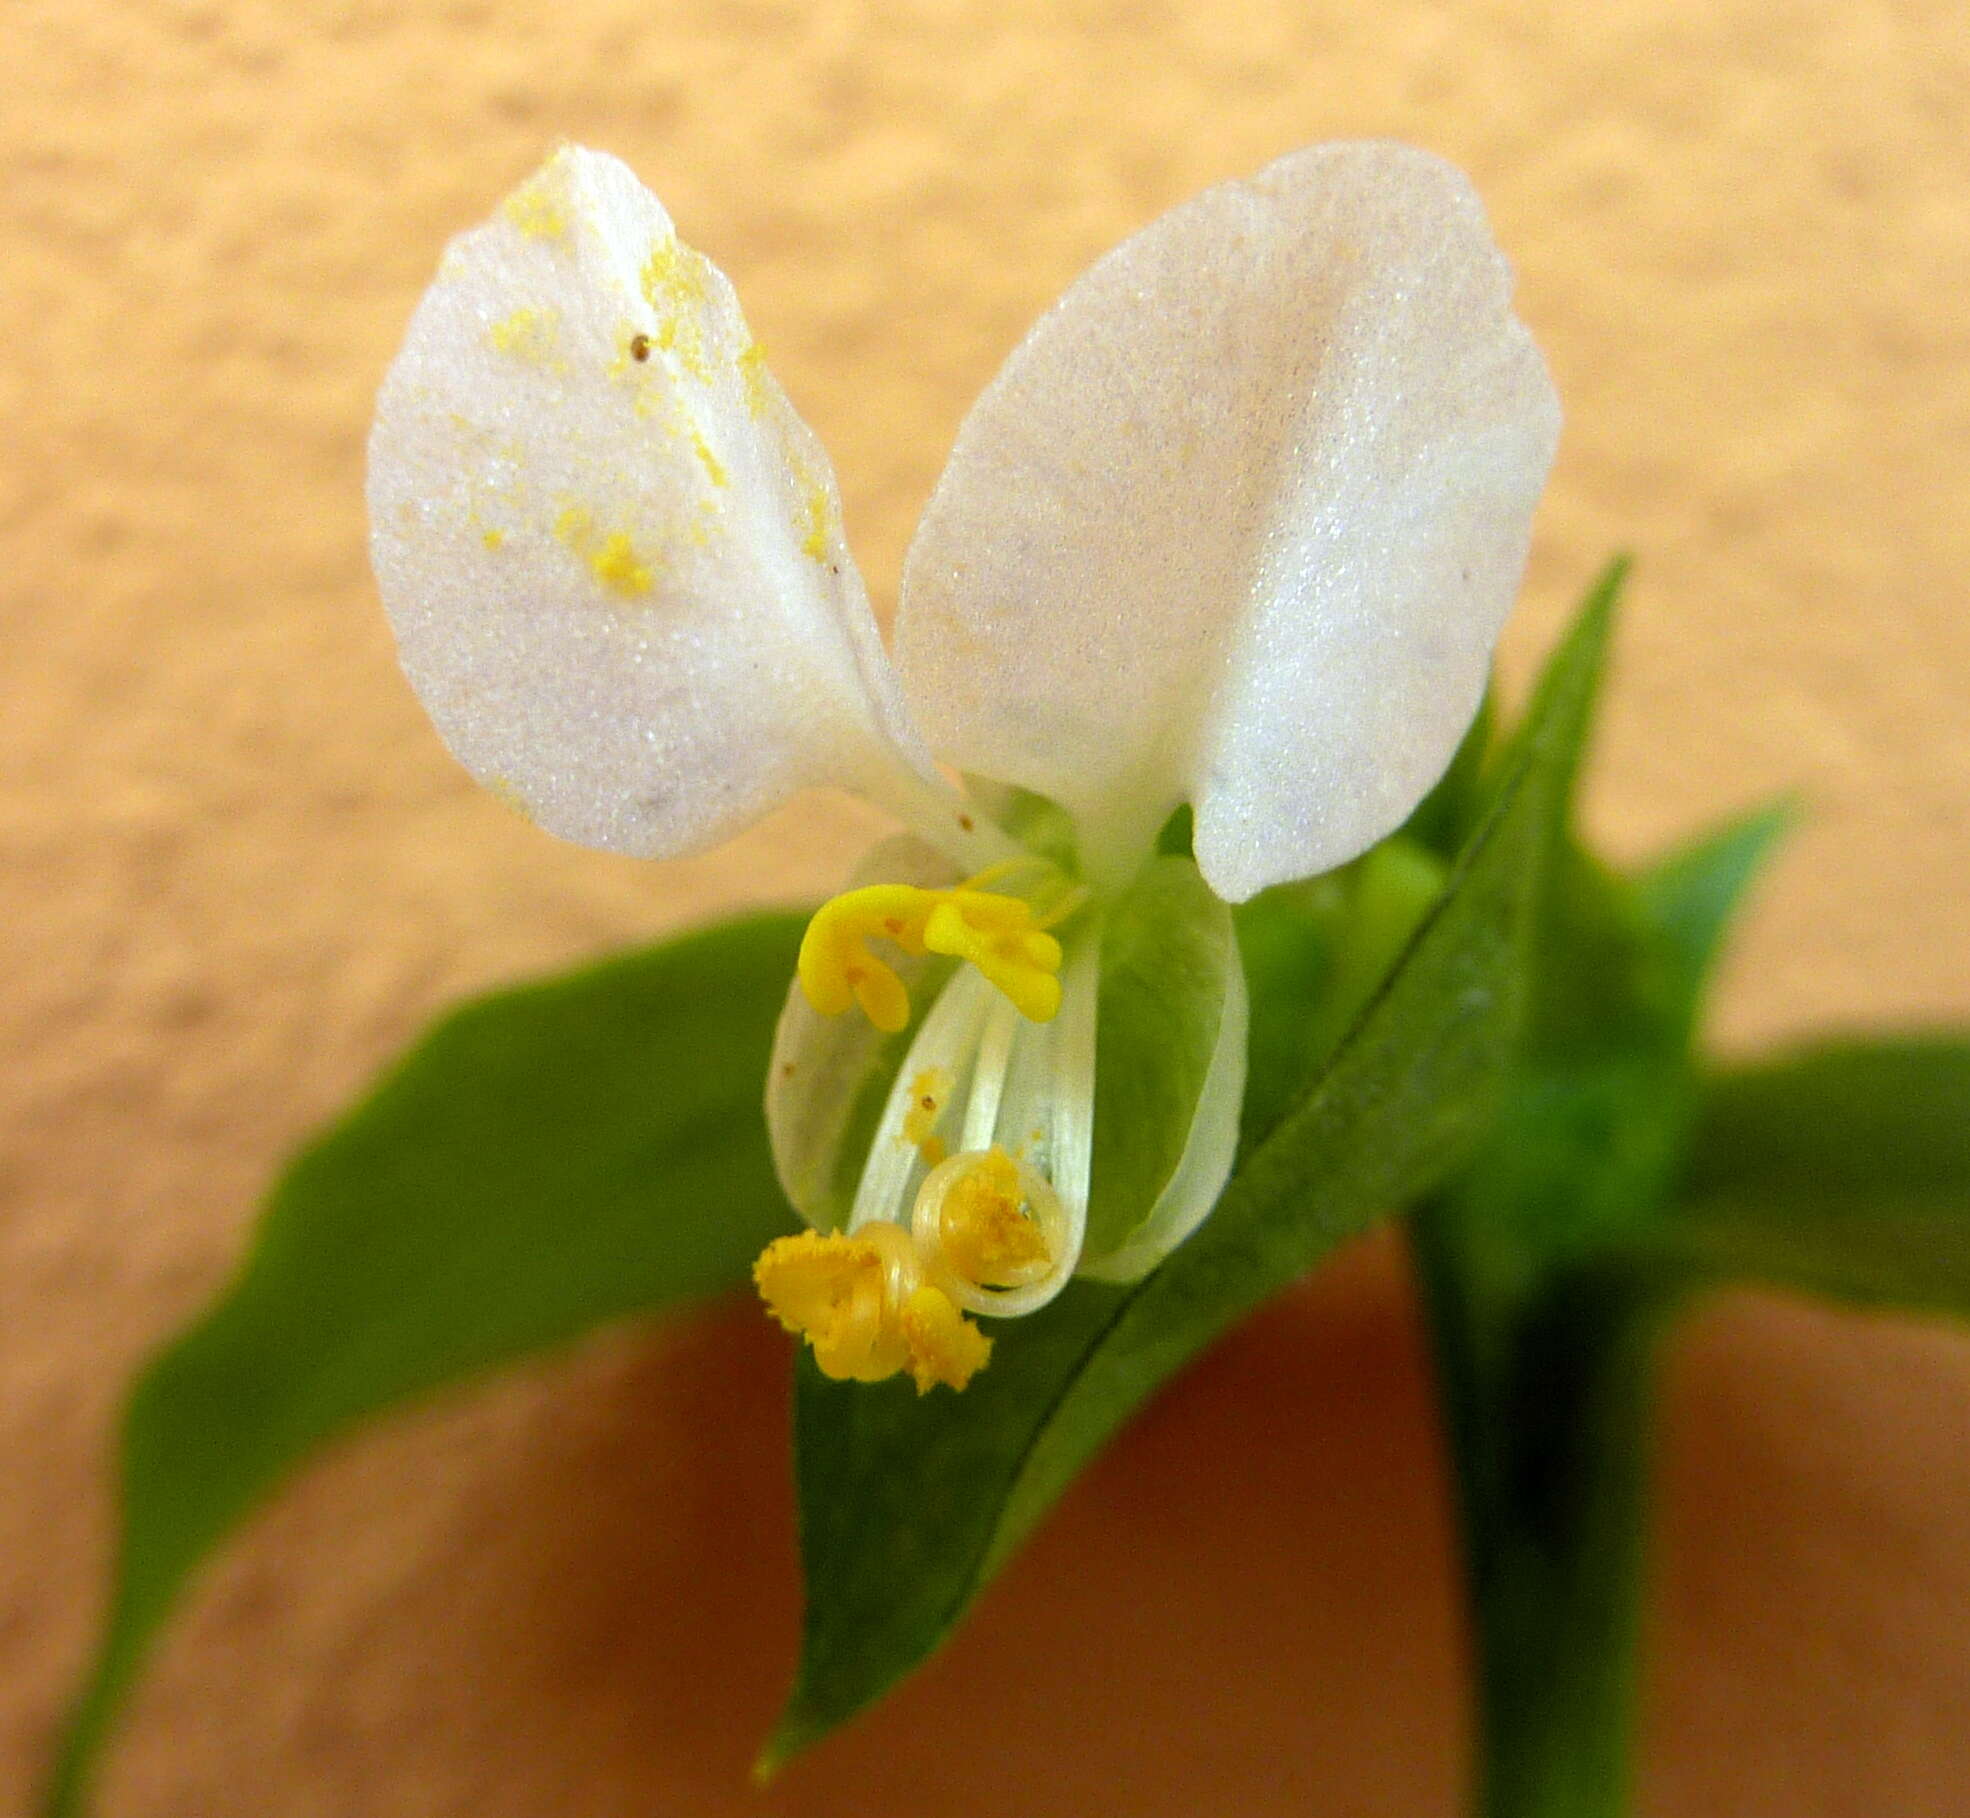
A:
[912,1147,1070,1316]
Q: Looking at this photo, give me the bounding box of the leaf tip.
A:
[754,1707,821,1783]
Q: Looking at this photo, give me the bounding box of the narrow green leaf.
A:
[1658,1039,1970,1315]
[1634,799,1795,1032]
[47,914,804,1818]
[768,582,1614,1767]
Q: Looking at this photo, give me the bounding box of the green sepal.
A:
[766,570,1611,1772]
[1083,855,1243,1267]
[45,913,806,1818]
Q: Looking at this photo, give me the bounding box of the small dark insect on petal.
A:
[630,334,652,362]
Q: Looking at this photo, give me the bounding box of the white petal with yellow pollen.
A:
[897,141,1560,898]
[369,144,941,860]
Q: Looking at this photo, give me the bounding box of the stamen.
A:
[898,1284,993,1393]
[752,1221,990,1393]
[922,893,1064,1022]
[799,871,1080,1031]
[937,1147,1054,1287]
[912,1146,1072,1316]
[796,883,937,1033]
[752,1226,913,1383]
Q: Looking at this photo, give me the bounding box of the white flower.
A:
[368,141,1558,1392]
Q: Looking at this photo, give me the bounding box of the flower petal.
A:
[369,145,934,859]
[896,142,1559,898]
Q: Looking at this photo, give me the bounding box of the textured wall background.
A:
[5,1,1968,1813]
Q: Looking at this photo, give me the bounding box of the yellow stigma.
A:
[753,1225,990,1393]
[797,868,1077,1033]
[937,1147,1053,1287]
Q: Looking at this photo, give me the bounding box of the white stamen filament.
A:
[845,963,992,1234]
[961,995,1020,1151]
[913,924,1102,1317]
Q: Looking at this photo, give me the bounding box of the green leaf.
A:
[766,579,1614,1769]
[47,913,805,1818]
[1634,799,1795,1035]
[1658,1039,1970,1315]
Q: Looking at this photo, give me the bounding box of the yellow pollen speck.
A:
[554,505,656,598]
[485,775,534,823]
[640,234,710,310]
[793,460,835,562]
[481,527,505,550]
[691,427,728,489]
[588,531,652,596]
[640,235,716,379]
[504,173,571,244]
[488,305,562,367]
[738,341,772,418]
[901,1067,954,1167]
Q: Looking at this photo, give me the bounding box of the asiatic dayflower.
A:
[368,142,1558,1393]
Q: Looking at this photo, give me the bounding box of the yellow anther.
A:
[898,1284,992,1393]
[797,884,938,1034]
[938,1147,1053,1288]
[752,1225,990,1393]
[901,1067,954,1168]
[923,893,1064,1022]
[799,872,1078,1031]
[753,1228,909,1383]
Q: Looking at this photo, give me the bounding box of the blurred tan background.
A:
[4,1,1969,1813]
